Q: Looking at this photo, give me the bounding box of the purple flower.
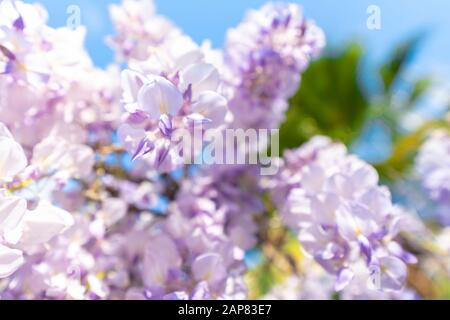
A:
[118,65,229,171]
[223,3,325,130]
[275,136,412,291]
[416,129,450,224]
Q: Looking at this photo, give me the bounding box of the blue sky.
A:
[24,0,450,80]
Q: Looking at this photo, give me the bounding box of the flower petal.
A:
[182,63,220,95]
[19,201,74,245]
[0,244,23,278]
[137,76,183,118]
[335,267,354,292]
[0,123,27,179]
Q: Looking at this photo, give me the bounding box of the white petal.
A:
[0,123,14,139]
[301,164,325,193]
[182,63,219,95]
[32,137,95,179]
[191,91,228,127]
[0,195,27,238]
[142,234,181,287]
[0,244,23,278]
[192,253,227,286]
[19,201,74,245]
[117,123,146,154]
[100,198,127,227]
[0,123,27,179]
[336,204,359,242]
[379,256,407,291]
[137,76,183,118]
[121,69,147,113]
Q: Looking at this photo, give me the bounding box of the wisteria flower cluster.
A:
[224,3,325,131]
[0,123,73,279]
[416,129,450,225]
[272,137,417,292]
[0,0,448,300]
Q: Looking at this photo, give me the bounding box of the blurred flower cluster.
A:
[0,0,449,300]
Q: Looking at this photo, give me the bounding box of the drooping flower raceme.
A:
[115,1,325,168]
[0,123,73,279]
[110,163,263,299]
[273,136,415,292]
[262,257,418,300]
[108,0,181,62]
[129,197,248,300]
[416,129,450,225]
[118,63,230,172]
[177,164,265,251]
[112,0,232,172]
[0,0,93,149]
[223,3,325,130]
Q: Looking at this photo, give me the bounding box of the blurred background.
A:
[24,0,450,75]
[20,0,450,299]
